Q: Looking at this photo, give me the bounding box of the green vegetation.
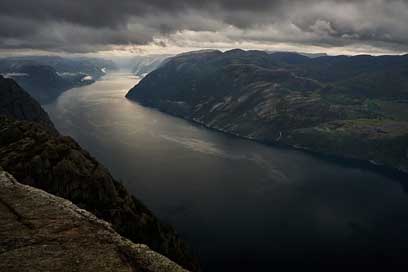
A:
[127,50,408,173]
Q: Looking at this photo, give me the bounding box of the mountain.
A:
[0,78,197,270]
[3,64,89,104]
[131,55,172,77]
[0,169,186,272]
[126,49,408,173]
[266,51,328,58]
[0,56,117,104]
[0,75,56,130]
[0,56,116,79]
[111,55,171,77]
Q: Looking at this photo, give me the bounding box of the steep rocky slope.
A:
[0,169,186,272]
[126,49,408,173]
[0,78,197,270]
[0,75,55,130]
[0,118,196,270]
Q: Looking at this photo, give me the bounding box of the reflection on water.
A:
[45,72,408,270]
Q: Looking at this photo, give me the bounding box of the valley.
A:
[45,72,408,271]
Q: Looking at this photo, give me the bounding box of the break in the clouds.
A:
[0,0,408,54]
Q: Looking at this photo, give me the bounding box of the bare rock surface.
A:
[0,169,187,272]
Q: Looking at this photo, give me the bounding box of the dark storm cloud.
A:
[0,0,407,53]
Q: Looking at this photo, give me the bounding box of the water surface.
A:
[45,72,408,270]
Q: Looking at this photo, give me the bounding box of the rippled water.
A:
[45,72,408,270]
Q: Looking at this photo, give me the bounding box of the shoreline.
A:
[129,98,408,184]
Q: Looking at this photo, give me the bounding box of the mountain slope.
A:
[7,64,86,104]
[131,55,172,77]
[126,49,408,173]
[0,77,197,270]
[0,75,55,130]
[0,56,117,104]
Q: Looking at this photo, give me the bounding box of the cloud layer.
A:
[1,0,407,54]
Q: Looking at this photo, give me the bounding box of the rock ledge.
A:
[0,170,187,272]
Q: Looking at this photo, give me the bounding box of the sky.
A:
[1,0,408,56]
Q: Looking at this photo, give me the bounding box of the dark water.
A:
[45,72,408,270]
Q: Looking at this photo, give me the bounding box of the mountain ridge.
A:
[126,49,408,174]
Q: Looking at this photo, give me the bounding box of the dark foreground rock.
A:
[0,75,56,131]
[0,169,187,272]
[0,117,198,271]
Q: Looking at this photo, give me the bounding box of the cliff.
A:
[0,117,197,270]
[0,78,197,270]
[0,75,56,131]
[0,169,186,272]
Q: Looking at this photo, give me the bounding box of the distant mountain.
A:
[0,56,117,79]
[267,51,327,58]
[4,64,89,104]
[130,55,172,77]
[127,49,408,173]
[0,56,117,104]
[298,52,328,58]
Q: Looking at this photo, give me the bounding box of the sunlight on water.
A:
[45,72,408,271]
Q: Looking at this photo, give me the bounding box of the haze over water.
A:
[45,72,408,271]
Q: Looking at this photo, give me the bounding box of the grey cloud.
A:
[0,0,407,53]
